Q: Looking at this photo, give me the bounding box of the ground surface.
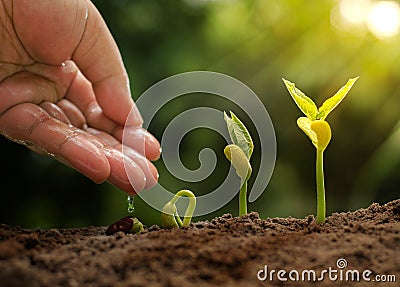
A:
[0,200,399,287]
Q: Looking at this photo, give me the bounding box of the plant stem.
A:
[316,149,326,224]
[170,190,196,227]
[239,181,248,216]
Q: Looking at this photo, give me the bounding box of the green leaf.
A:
[224,144,252,181]
[224,111,254,159]
[317,77,359,120]
[282,78,318,120]
[297,117,317,148]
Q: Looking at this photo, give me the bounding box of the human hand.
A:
[0,0,161,194]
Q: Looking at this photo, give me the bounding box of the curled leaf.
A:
[297,118,332,151]
[297,117,317,148]
[311,120,331,151]
[224,144,252,181]
[282,78,318,120]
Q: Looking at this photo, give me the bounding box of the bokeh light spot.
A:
[332,0,400,39]
[367,1,400,39]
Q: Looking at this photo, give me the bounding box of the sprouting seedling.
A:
[161,189,196,229]
[282,77,359,224]
[223,111,254,217]
[105,216,144,235]
[105,195,144,235]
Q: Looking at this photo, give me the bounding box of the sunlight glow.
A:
[367,1,400,39]
[339,0,371,25]
[332,0,400,39]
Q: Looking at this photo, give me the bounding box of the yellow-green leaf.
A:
[224,111,254,159]
[318,77,359,120]
[161,202,179,229]
[283,78,318,120]
[297,117,317,148]
[224,144,252,180]
[311,120,332,151]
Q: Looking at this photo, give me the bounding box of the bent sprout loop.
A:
[161,189,197,229]
[223,111,254,216]
[283,77,359,223]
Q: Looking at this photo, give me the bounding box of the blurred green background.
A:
[1,0,399,228]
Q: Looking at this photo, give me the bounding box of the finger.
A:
[63,69,161,162]
[113,126,161,161]
[0,103,110,184]
[102,147,146,195]
[64,67,120,133]
[0,72,60,114]
[122,145,159,190]
[39,102,71,125]
[87,128,159,189]
[57,99,87,129]
[71,1,142,126]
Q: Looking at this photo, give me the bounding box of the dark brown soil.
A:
[1,200,399,287]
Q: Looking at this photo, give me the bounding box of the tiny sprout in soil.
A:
[106,216,144,235]
[161,189,196,229]
[283,77,359,223]
[223,111,254,217]
[106,195,144,235]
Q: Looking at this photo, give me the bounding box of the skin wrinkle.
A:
[0,71,43,114]
[0,0,161,192]
[0,66,70,116]
[57,127,83,152]
[0,2,10,40]
[72,6,101,73]
[24,62,75,102]
[91,71,125,88]
[27,108,52,138]
[6,0,34,65]
[76,35,102,79]
[0,63,22,83]
[0,1,64,115]
[71,0,89,64]
[0,2,17,60]
[0,1,33,80]
[71,2,129,94]
[42,76,59,103]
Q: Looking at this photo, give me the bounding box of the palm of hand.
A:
[0,0,160,194]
